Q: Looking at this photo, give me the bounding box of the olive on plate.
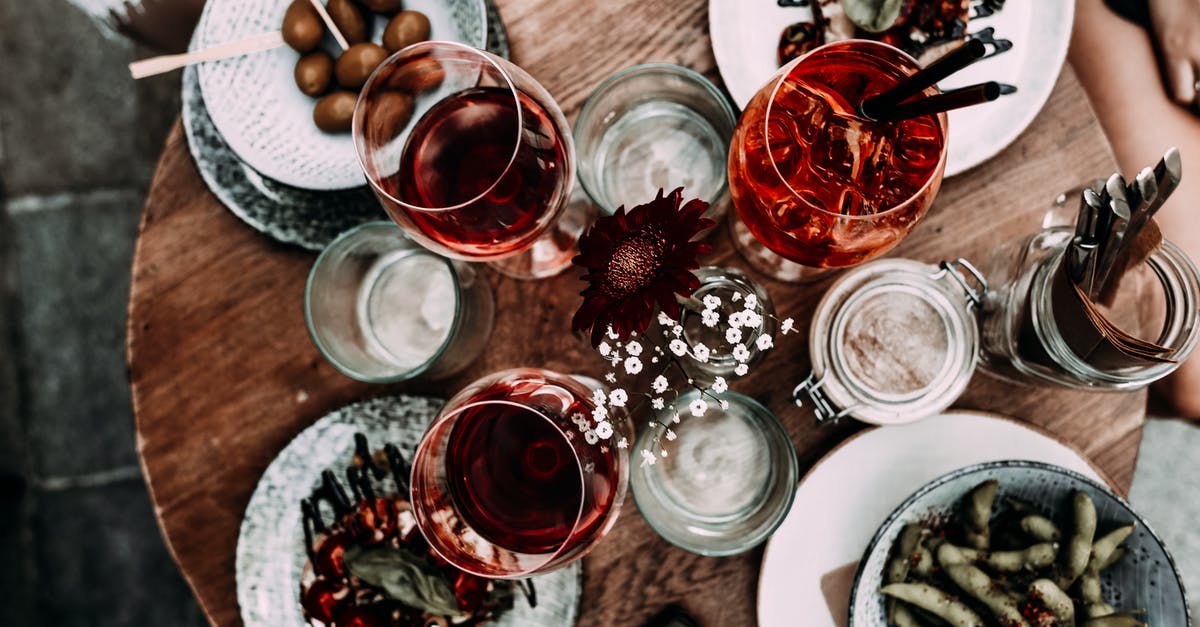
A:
[335,42,389,89]
[313,91,359,133]
[327,0,368,44]
[282,0,325,52]
[382,10,431,53]
[295,50,335,96]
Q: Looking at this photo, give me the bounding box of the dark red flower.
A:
[571,188,715,346]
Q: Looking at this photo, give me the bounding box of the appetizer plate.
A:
[182,65,384,251]
[756,410,1105,627]
[849,460,1191,626]
[193,0,487,191]
[235,394,581,627]
[707,0,1074,177]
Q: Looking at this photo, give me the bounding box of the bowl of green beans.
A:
[847,460,1190,627]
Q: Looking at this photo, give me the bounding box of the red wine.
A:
[384,86,569,258]
[442,386,620,556]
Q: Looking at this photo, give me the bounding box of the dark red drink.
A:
[728,40,948,268]
[411,369,628,577]
[376,86,569,260]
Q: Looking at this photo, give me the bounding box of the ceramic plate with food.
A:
[848,460,1190,626]
[194,0,487,191]
[708,0,1074,176]
[235,395,581,627]
[756,410,1108,627]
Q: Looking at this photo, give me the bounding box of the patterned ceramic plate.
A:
[182,1,510,250]
[235,395,582,627]
[192,0,487,190]
[849,460,1191,626]
[708,0,1073,177]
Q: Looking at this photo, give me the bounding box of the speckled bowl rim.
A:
[845,459,1192,626]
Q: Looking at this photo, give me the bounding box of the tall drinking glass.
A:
[727,40,949,282]
[353,42,579,279]
[410,368,631,578]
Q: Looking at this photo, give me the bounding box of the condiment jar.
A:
[795,258,987,425]
[977,227,1200,390]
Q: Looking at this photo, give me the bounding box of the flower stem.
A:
[675,293,707,315]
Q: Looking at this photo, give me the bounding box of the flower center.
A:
[602,230,666,298]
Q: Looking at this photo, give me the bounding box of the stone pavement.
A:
[0,0,206,624]
[0,0,1197,626]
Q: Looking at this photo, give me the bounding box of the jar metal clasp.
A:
[931,258,989,309]
[793,372,860,423]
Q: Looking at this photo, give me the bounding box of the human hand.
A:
[1147,0,1200,110]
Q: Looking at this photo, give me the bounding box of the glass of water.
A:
[574,64,736,224]
[305,222,494,382]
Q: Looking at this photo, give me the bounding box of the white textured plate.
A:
[194,0,487,191]
[708,0,1074,177]
[235,394,581,627]
[756,410,1107,627]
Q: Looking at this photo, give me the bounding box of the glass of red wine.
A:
[410,368,631,578]
[353,41,581,279]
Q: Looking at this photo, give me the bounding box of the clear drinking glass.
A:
[630,390,798,556]
[304,222,494,382]
[677,266,776,384]
[353,41,579,279]
[574,63,735,225]
[409,368,631,578]
[727,40,949,282]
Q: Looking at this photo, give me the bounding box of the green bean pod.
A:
[937,542,972,567]
[1096,546,1128,571]
[1084,601,1116,619]
[880,583,985,627]
[1029,579,1075,627]
[982,543,1059,572]
[1079,570,1103,604]
[963,480,999,550]
[943,563,1032,627]
[1081,614,1147,626]
[910,540,936,578]
[889,524,924,583]
[1020,514,1062,542]
[1061,491,1098,587]
[1090,524,1136,570]
[891,601,929,627]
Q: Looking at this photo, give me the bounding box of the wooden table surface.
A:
[127,1,1145,625]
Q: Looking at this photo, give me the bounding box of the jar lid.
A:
[797,259,986,425]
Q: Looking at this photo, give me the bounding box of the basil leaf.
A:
[343,544,463,616]
[842,0,904,33]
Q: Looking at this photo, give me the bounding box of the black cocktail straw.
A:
[859,38,987,121]
[867,82,1002,123]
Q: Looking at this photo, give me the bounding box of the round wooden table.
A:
[127,2,1146,624]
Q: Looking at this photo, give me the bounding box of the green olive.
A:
[382,10,431,53]
[281,0,324,53]
[313,91,359,133]
[356,0,404,14]
[335,42,389,89]
[294,51,335,97]
[327,0,368,44]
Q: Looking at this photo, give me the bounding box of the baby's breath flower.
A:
[725,327,743,344]
[702,294,721,309]
[592,405,608,421]
[781,317,796,335]
[701,309,720,327]
[595,421,614,439]
[651,356,659,364]
[743,311,763,328]
[692,343,711,363]
[641,449,657,465]
[727,311,745,328]
[711,376,728,394]
[732,343,751,362]
[665,429,677,441]
[610,356,621,367]
[756,334,774,350]
[624,356,643,374]
[719,399,730,410]
[604,372,617,383]
[689,398,708,417]
[625,341,643,356]
[672,412,681,423]
[651,375,669,394]
[731,292,742,302]
[584,430,599,445]
[669,339,688,356]
[617,437,628,449]
[660,449,669,458]
[592,389,607,405]
[744,293,758,310]
[606,326,619,340]
[657,311,675,327]
[672,325,684,337]
[734,363,749,376]
[608,388,628,407]
[651,397,665,410]
[598,341,612,357]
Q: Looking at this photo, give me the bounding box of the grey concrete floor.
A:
[0,1,1197,626]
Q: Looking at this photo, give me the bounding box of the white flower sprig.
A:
[586,289,798,465]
